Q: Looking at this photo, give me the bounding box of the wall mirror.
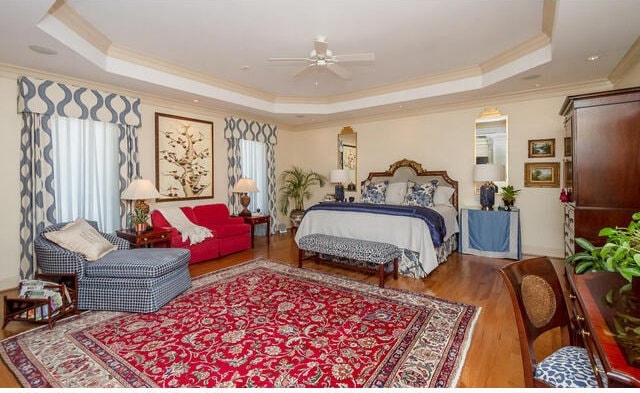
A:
[338,126,357,190]
[475,108,508,190]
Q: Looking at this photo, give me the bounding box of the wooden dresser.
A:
[560,86,640,255]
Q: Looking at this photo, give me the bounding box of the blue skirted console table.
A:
[459,208,521,260]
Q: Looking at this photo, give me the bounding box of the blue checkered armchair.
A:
[35,221,192,313]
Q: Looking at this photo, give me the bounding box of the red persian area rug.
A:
[0,259,480,388]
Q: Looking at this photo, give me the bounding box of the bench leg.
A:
[378,264,385,287]
[298,248,304,268]
[393,258,399,280]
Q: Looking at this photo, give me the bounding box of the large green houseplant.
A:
[278,167,326,226]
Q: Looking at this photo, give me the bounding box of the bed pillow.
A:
[361,180,388,204]
[44,218,117,261]
[385,182,407,205]
[433,185,455,206]
[404,179,438,207]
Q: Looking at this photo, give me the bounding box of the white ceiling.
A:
[1,0,639,129]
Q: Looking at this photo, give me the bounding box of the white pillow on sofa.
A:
[434,185,455,206]
[44,218,117,261]
[385,182,407,205]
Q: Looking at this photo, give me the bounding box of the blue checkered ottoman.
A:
[297,234,400,287]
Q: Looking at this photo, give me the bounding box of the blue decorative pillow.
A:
[361,180,389,204]
[404,179,438,207]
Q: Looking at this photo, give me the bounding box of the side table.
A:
[116,227,172,248]
[236,215,271,248]
[459,207,521,259]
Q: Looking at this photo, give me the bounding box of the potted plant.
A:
[500,185,521,211]
[132,206,149,233]
[565,212,640,296]
[278,166,327,226]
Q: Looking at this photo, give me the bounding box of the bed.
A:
[294,159,459,278]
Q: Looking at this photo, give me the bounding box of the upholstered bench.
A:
[297,234,401,287]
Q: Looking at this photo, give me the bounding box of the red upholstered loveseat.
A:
[151,204,251,264]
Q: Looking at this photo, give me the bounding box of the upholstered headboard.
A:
[361,158,459,210]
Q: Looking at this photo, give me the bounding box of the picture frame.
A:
[528,138,555,158]
[155,113,214,201]
[524,162,560,188]
[564,137,572,157]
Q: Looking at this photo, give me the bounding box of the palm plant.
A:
[278,167,326,216]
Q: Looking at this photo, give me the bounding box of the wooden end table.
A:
[116,227,172,248]
[236,215,271,248]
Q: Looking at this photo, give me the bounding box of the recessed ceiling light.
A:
[193,99,199,103]
[28,45,57,55]
[587,55,600,62]
[522,74,541,80]
[240,65,250,71]
[535,83,541,88]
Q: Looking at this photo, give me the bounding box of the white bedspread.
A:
[155,207,213,245]
[294,205,458,276]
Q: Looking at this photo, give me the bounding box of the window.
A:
[51,117,120,232]
[240,139,267,213]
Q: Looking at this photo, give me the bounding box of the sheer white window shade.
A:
[52,117,120,232]
[240,139,268,213]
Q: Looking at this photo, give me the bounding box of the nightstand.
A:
[459,207,521,259]
[116,227,172,248]
[235,215,271,248]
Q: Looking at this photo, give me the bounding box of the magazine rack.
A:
[2,273,78,329]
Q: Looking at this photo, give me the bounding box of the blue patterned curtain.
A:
[17,76,141,279]
[224,117,278,233]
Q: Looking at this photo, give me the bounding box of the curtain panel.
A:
[224,117,277,233]
[17,76,141,279]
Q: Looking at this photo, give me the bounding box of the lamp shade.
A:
[330,169,350,184]
[121,179,161,200]
[473,164,505,182]
[233,178,259,193]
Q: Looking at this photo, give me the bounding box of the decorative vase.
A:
[289,209,305,228]
[503,199,514,211]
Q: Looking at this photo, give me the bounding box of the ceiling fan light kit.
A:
[269,36,375,80]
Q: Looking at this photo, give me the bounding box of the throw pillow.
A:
[433,185,455,206]
[404,179,438,207]
[385,182,408,205]
[361,180,388,204]
[44,218,117,261]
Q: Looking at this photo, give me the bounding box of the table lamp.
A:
[473,164,505,210]
[233,178,259,216]
[121,179,162,230]
[330,169,350,202]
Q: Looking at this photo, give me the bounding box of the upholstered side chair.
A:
[34,220,192,313]
[499,257,605,388]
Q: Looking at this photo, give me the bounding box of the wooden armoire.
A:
[560,86,640,256]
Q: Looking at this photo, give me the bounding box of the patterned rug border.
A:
[1,258,481,388]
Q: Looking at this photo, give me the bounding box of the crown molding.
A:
[609,35,640,85]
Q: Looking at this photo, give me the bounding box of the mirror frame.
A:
[338,126,357,191]
[474,108,508,191]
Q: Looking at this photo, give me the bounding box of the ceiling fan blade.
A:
[314,39,328,57]
[333,52,376,62]
[326,63,351,79]
[294,63,316,78]
[268,57,311,62]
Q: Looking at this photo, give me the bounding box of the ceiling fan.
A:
[268,36,375,80]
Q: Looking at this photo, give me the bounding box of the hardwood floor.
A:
[0,232,564,387]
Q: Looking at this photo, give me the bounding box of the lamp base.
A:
[334,184,345,202]
[238,193,251,216]
[479,183,496,211]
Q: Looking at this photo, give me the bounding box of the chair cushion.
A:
[43,218,116,261]
[84,248,190,279]
[534,346,601,388]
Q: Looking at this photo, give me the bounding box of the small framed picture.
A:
[528,138,555,158]
[524,162,560,188]
[564,137,572,157]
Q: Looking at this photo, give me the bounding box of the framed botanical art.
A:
[155,113,214,201]
[528,138,555,158]
[524,162,560,188]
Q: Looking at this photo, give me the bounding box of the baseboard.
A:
[521,245,564,259]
